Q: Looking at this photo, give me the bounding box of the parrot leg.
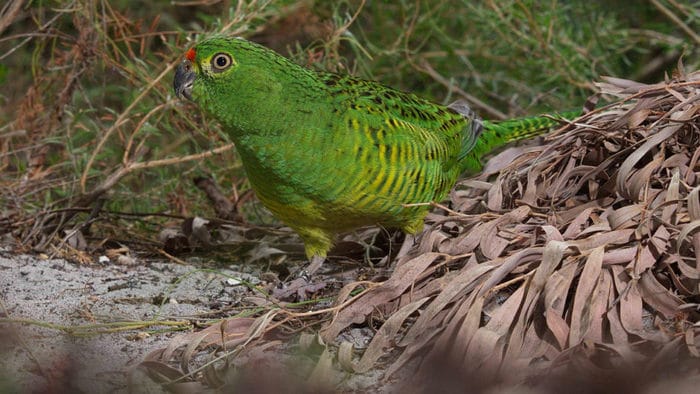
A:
[304,255,326,276]
[272,255,327,300]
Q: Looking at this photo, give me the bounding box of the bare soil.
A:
[0,251,256,393]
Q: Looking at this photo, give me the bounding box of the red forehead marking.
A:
[185,47,196,62]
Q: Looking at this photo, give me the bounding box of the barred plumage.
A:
[174,37,577,259]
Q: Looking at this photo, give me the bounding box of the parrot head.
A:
[174,37,245,103]
[173,37,303,130]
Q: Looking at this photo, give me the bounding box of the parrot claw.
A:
[272,256,327,300]
[272,276,326,301]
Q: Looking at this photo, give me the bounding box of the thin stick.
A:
[80,61,177,192]
[650,0,700,45]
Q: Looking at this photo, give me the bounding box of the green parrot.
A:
[174,37,576,292]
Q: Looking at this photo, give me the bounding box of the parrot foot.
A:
[272,277,326,300]
[272,256,327,300]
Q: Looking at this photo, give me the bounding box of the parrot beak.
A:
[174,60,195,100]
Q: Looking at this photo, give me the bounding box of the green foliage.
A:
[0,0,697,242]
[338,0,698,116]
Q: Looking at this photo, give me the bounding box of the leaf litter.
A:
[136,69,700,391]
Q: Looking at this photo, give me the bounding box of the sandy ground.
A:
[0,251,259,393]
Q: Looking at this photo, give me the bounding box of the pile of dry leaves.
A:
[137,69,700,391]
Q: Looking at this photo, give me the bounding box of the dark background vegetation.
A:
[1,0,698,248]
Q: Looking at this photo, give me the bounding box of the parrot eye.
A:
[211,53,233,72]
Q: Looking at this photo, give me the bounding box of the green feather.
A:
[175,37,579,258]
